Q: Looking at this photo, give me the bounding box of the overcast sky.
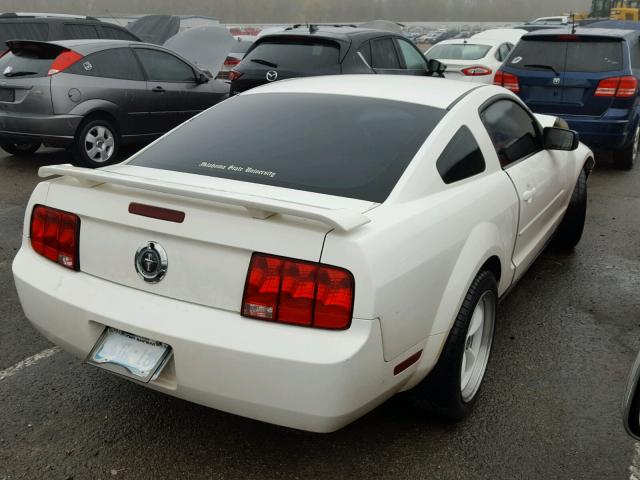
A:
[7,0,593,22]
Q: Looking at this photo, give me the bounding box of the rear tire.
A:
[553,169,587,249]
[412,270,497,420]
[71,117,119,168]
[0,140,41,156]
[614,125,639,170]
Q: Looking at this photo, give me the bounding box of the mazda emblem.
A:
[135,241,168,283]
[266,70,278,82]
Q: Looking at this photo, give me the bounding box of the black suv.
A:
[0,13,141,44]
[230,25,442,94]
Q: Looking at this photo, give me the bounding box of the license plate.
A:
[0,89,14,102]
[87,328,172,383]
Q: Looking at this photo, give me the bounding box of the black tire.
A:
[614,125,639,170]
[0,140,41,156]
[412,270,498,420]
[553,169,587,249]
[71,117,119,168]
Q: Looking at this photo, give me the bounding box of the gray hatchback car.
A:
[0,39,229,167]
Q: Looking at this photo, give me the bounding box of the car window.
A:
[436,126,486,184]
[426,44,491,61]
[69,48,144,81]
[480,99,543,167]
[371,38,401,69]
[357,41,372,68]
[496,44,510,62]
[128,93,447,203]
[100,26,139,41]
[396,38,427,70]
[0,43,61,78]
[62,23,99,39]
[243,40,340,75]
[507,38,623,73]
[135,48,195,82]
[0,22,49,43]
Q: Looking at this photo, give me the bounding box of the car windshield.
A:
[243,39,340,74]
[507,38,624,73]
[128,93,446,202]
[427,43,492,61]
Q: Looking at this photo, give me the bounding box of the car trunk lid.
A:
[504,35,627,116]
[39,164,375,312]
[0,41,66,115]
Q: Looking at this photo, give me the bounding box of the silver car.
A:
[0,39,229,167]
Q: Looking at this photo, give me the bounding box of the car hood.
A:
[127,15,180,45]
[164,26,234,78]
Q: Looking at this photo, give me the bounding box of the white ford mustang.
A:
[13,75,593,432]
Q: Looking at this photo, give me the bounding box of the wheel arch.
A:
[68,100,124,137]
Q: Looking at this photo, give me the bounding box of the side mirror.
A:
[543,126,579,151]
[427,59,447,78]
[623,350,640,440]
[196,72,210,84]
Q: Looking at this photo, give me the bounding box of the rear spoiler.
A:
[39,164,371,232]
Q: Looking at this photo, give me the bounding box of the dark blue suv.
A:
[495,28,640,169]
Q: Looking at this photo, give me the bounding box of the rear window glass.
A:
[427,44,491,61]
[101,26,139,41]
[230,40,253,54]
[243,40,340,74]
[129,93,446,202]
[0,43,61,78]
[507,38,623,73]
[0,22,49,43]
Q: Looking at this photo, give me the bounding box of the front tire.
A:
[0,140,41,156]
[413,270,497,420]
[614,125,639,170]
[553,169,587,249]
[71,117,119,168]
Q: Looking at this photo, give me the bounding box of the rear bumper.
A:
[0,111,82,147]
[558,113,633,150]
[12,247,413,433]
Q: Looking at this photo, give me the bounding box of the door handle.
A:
[152,86,165,93]
[522,187,537,203]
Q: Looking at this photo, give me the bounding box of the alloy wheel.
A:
[84,125,115,163]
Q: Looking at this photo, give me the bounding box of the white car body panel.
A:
[13,76,593,432]
[427,30,526,84]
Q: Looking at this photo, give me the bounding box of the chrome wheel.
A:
[84,125,115,163]
[460,291,495,402]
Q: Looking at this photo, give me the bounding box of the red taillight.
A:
[462,65,492,76]
[48,50,83,76]
[595,76,638,98]
[30,205,80,270]
[242,253,355,330]
[228,70,243,82]
[494,70,520,93]
[223,57,241,67]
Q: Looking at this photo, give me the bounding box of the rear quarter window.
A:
[68,48,143,81]
[243,39,340,74]
[61,23,100,39]
[128,93,446,202]
[0,22,49,43]
[436,126,486,184]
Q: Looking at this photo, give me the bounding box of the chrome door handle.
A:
[522,187,537,203]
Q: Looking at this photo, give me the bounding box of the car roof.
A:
[523,27,638,40]
[0,16,105,24]
[241,74,482,110]
[7,39,153,55]
[433,38,503,47]
[261,25,403,43]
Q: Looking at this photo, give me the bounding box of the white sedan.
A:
[13,75,593,433]
[426,29,526,83]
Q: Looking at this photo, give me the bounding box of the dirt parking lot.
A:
[1,147,639,479]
